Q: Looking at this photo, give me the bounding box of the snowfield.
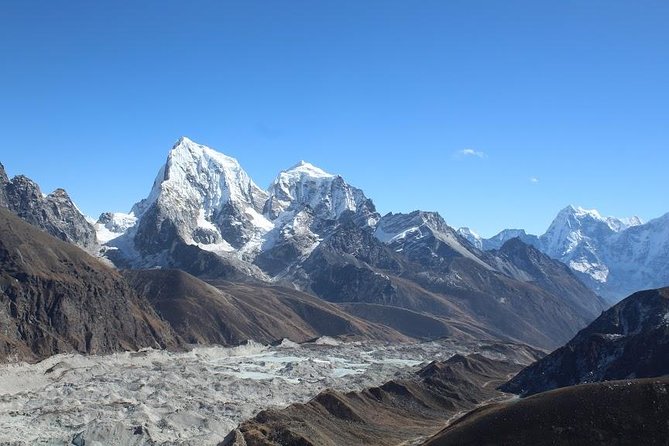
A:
[0,338,490,446]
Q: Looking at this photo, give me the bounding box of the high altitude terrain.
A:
[423,285,669,446]
[90,137,607,349]
[0,137,668,446]
[459,205,669,301]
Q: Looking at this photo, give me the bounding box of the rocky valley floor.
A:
[0,338,535,445]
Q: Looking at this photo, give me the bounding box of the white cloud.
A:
[458,148,486,158]
[530,177,540,183]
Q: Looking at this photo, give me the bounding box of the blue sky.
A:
[1,1,667,236]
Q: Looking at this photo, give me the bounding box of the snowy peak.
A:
[542,205,639,259]
[284,160,335,179]
[264,160,375,224]
[162,136,267,212]
[457,227,483,249]
[554,205,641,233]
[119,137,272,257]
[484,228,540,251]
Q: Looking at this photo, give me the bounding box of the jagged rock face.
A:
[502,287,669,397]
[0,168,97,251]
[294,219,405,306]
[0,208,181,361]
[256,162,378,275]
[291,215,603,349]
[491,238,607,319]
[264,161,377,224]
[376,211,491,273]
[0,164,8,208]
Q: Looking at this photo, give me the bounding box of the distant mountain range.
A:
[0,138,614,353]
[459,205,669,302]
[88,137,610,349]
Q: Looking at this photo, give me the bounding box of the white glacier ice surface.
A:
[0,339,492,446]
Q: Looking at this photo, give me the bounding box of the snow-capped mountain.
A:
[132,136,271,252]
[93,137,609,349]
[481,229,540,251]
[376,211,490,269]
[540,205,641,260]
[456,227,483,249]
[464,205,665,301]
[101,137,273,271]
[264,161,376,224]
[100,137,379,278]
[255,161,378,274]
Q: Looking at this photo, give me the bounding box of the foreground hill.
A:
[502,286,669,396]
[223,352,539,446]
[0,208,180,361]
[424,377,669,446]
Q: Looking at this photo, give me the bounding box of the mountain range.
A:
[2,136,667,354]
[88,137,610,349]
[1,137,668,445]
[458,206,669,302]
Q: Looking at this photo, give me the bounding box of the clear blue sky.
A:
[1,1,667,236]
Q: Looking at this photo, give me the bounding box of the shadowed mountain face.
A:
[0,208,180,361]
[491,238,608,317]
[501,287,669,397]
[0,163,97,251]
[291,219,606,349]
[124,269,409,345]
[222,352,540,446]
[424,377,669,446]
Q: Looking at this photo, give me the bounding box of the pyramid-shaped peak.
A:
[167,136,241,169]
[283,160,334,179]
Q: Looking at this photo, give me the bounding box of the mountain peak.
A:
[126,138,270,254]
[555,205,642,232]
[0,163,7,184]
[283,160,334,179]
[265,160,372,222]
[559,205,602,220]
[167,137,240,169]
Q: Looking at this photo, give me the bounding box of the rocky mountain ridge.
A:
[0,138,613,352]
[460,205,668,301]
[0,163,97,251]
[87,137,608,349]
[501,286,669,396]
